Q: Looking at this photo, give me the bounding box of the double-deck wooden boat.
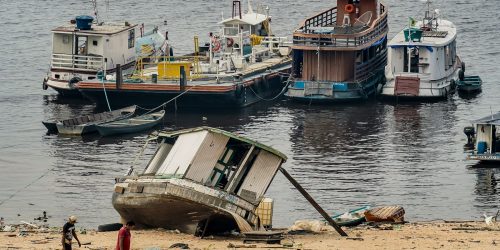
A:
[53,105,136,135]
[76,1,292,109]
[286,0,388,103]
[95,110,165,136]
[43,15,167,97]
[112,127,287,235]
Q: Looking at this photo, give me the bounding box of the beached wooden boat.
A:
[55,105,136,135]
[457,75,482,93]
[113,127,287,235]
[331,206,370,227]
[364,206,405,223]
[95,110,165,136]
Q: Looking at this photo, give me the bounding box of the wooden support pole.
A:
[279,167,348,237]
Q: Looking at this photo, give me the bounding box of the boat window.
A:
[206,140,252,190]
[76,36,88,55]
[128,29,135,49]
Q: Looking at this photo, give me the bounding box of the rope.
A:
[101,77,112,112]
[0,167,54,207]
[248,74,293,102]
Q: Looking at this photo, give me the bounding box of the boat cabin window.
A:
[128,29,135,49]
[75,36,88,55]
[205,140,253,190]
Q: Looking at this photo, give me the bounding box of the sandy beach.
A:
[1,221,499,250]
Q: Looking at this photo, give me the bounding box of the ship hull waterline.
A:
[78,69,291,109]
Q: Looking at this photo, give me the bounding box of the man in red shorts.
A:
[116,221,135,250]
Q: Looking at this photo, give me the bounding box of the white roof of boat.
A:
[157,126,287,160]
[473,112,500,126]
[220,12,268,26]
[389,19,457,47]
[52,22,137,35]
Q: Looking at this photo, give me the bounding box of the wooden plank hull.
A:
[77,68,291,109]
[96,111,165,136]
[112,192,239,234]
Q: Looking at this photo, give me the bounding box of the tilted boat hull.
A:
[112,192,238,234]
[96,111,165,136]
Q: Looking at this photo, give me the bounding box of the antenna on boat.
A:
[247,0,254,14]
[91,0,99,24]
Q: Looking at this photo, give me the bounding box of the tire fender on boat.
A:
[461,61,466,73]
[42,77,48,90]
[68,77,83,89]
[458,69,465,81]
[450,79,456,89]
[235,84,243,97]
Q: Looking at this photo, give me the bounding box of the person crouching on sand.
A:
[62,215,81,250]
[116,221,135,250]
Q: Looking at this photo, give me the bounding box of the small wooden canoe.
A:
[331,206,370,227]
[456,76,482,93]
[42,121,58,133]
[95,110,165,136]
[56,105,137,135]
[364,206,405,223]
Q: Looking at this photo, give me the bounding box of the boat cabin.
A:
[386,12,459,81]
[468,113,500,161]
[292,0,388,84]
[50,16,137,81]
[141,127,286,204]
[286,0,387,101]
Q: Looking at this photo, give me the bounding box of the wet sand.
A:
[1,221,499,250]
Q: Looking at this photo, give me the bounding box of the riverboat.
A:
[43,15,167,96]
[285,0,388,103]
[381,1,462,100]
[112,127,287,235]
[464,112,500,162]
[76,1,292,109]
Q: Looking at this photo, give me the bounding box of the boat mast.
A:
[91,0,99,23]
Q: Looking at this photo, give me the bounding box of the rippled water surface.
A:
[0,0,499,228]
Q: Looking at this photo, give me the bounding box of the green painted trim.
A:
[157,127,288,161]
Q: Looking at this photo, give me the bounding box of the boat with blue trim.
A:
[285,0,388,103]
[464,112,500,163]
[381,1,462,100]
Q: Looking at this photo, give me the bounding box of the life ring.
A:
[211,37,221,52]
[226,38,234,48]
[345,4,355,13]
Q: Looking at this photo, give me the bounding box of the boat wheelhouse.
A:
[285,0,388,103]
[381,1,462,100]
[44,16,167,96]
[112,127,286,234]
[76,1,292,109]
[465,113,500,162]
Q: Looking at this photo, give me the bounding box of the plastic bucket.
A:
[76,15,94,30]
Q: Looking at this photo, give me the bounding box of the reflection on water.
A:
[1,0,500,228]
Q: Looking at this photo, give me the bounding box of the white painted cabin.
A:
[45,18,138,95]
[382,15,463,99]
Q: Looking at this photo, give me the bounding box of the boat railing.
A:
[293,4,388,50]
[132,55,209,81]
[51,53,103,71]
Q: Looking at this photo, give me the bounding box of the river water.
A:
[0,0,499,228]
